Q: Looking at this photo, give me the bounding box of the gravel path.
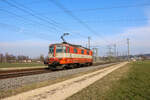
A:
[2,62,127,100]
[0,63,115,91]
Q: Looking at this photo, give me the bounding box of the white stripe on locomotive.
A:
[55,53,92,59]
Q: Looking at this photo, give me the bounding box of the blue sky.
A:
[0,0,150,57]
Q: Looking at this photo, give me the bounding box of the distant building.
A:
[27,60,32,63]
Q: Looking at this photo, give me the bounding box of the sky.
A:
[0,0,150,58]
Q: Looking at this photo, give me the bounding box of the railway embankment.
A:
[0,63,117,99]
[1,62,127,100]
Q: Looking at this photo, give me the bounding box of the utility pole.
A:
[92,48,95,62]
[127,38,130,61]
[95,48,98,61]
[107,45,112,62]
[114,44,117,57]
[108,46,112,57]
[92,48,98,62]
[85,43,88,48]
[88,36,91,49]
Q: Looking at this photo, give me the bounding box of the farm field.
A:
[67,61,150,100]
[0,63,45,68]
[0,61,112,69]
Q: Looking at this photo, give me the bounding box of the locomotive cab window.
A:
[49,46,54,54]
[56,45,66,53]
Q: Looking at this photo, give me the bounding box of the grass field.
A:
[0,63,45,68]
[67,61,150,100]
[0,61,111,68]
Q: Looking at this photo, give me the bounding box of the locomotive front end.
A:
[47,44,67,70]
[48,45,58,65]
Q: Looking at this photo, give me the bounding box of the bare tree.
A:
[0,53,3,63]
[40,54,44,62]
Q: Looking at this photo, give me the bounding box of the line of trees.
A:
[0,53,45,63]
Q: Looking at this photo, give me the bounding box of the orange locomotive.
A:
[47,42,93,70]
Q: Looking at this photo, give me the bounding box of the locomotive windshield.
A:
[49,46,54,54]
[56,45,66,53]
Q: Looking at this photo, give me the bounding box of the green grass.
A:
[67,61,150,100]
[105,61,150,100]
[0,63,45,68]
[0,61,111,68]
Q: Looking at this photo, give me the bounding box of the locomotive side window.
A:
[74,48,77,53]
[87,51,89,55]
[81,50,84,54]
[67,47,70,53]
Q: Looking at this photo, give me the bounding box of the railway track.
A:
[0,68,51,80]
[0,62,116,80]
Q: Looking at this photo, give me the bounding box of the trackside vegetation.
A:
[67,61,150,100]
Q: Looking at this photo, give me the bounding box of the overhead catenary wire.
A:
[36,3,150,14]
[70,3,150,12]
[0,22,54,41]
[11,0,64,30]
[1,0,147,48]
[1,7,147,40]
[2,0,62,32]
[10,0,88,39]
[48,0,110,43]
[82,18,150,23]
[0,8,59,33]
[0,8,87,40]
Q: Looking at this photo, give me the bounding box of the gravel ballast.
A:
[0,63,115,91]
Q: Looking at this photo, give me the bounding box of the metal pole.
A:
[88,37,90,49]
[108,46,112,57]
[114,44,116,57]
[127,38,130,61]
[96,48,98,62]
[92,48,95,62]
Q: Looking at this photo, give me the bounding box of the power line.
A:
[82,18,150,23]
[41,3,150,14]
[66,3,150,12]
[48,0,109,43]
[55,18,150,25]
[0,8,58,33]
[48,0,98,36]
[0,9,88,40]
[2,0,61,32]
[5,0,89,39]
[0,22,53,41]
[0,10,88,43]
[11,0,64,30]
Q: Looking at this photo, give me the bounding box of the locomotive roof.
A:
[51,42,91,50]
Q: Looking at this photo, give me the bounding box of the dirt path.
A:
[2,62,128,100]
